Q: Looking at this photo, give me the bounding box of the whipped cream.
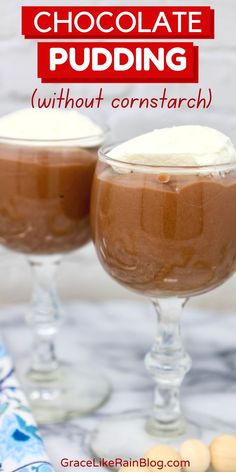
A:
[108,126,236,166]
[0,109,104,147]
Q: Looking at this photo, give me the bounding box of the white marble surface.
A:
[1,300,236,470]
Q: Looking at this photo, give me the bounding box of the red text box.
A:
[22,6,214,40]
[37,42,199,84]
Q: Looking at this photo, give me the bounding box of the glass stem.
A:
[26,255,64,378]
[145,297,191,436]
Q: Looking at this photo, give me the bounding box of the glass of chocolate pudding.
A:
[0,109,110,423]
[90,126,236,458]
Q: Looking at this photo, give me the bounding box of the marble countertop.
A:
[1,301,236,471]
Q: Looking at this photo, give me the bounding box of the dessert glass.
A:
[0,130,110,424]
[90,143,236,458]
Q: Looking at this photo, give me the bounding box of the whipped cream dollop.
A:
[0,109,104,147]
[108,126,236,166]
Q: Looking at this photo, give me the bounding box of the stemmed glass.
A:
[90,143,236,458]
[0,130,110,424]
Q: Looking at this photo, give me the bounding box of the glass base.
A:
[17,362,111,424]
[90,410,234,464]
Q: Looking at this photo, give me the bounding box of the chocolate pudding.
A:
[0,141,98,255]
[91,164,236,298]
[0,109,105,255]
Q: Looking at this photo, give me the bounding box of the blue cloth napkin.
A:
[0,341,54,472]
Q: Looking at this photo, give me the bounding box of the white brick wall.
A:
[0,0,235,140]
[0,0,236,305]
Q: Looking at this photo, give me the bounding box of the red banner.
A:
[37,42,199,84]
[22,6,214,40]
